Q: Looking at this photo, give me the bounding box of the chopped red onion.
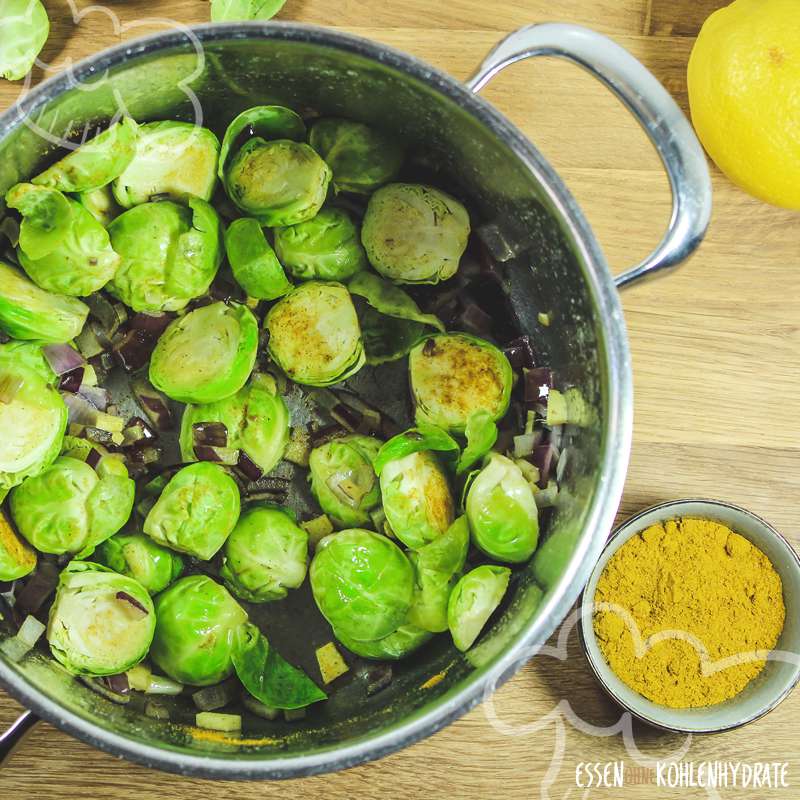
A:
[454,302,493,337]
[126,446,163,465]
[503,336,536,371]
[122,417,157,447]
[15,562,59,615]
[85,293,121,332]
[113,328,157,372]
[331,403,363,432]
[132,378,174,431]
[78,383,110,411]
[310,424,349,448]
[129,311,175,336]
[236,450,263,482]
[58,367,85,393]
[530,444,557,489]
[194,444,240,465]
[85,448,102,469]
[523,367,553,403]
[43,343,84,376]
[103,673,131,695]
[192,421,228,448]
[80,676,131,704]
[116,591,149,617]
[62,392,123,433]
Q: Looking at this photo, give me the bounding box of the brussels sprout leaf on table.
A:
[210,0,287,24]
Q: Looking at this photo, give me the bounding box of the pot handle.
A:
[0,709,40,767]
[466,23,712,289]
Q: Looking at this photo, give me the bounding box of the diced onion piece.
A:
[546,388,569,426]
[515,458,541,488]
[194,444,240,465]
[132,378,174,431]
[129,311,175,335]
[43,343,84,376]
[284,427,311,467]
[195,712,242,732]
[78,383,110,411]
[534,480,559,508]
[531,444,556,489]
[0,635,33,662]
[126,663,152,692]
[502,336,536,371]
[315,642,349,685]
[301,515,334,549]
[242,693,280,720]
[192,421,228,448]
[17,614,45,648]
[80,676,131,704]
[524,367,553,403]
[146,674,184,696]
[236,450,263,482]
[58,367,85,393]
[192,678,239,711]
[513,433,537,459]
[75,325,106,359]
[145,701,170,720]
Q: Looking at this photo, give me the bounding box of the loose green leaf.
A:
[225,217,292,300]
[456,409,498,475]
[5,183,72,260]
[0,0,49,81]
[232,623,326,710]
[211,0,286,23]
[373,422,459,476]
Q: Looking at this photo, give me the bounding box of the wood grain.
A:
[2,1,800,798]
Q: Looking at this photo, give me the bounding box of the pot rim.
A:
[0,21,633,779]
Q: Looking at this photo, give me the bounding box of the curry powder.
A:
[593,517,785,708]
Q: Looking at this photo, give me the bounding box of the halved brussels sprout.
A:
[151,574,248,686]
[150,301,258,404]
[143,462,241,560]
[0,0,49,81]
[77,185,122,227]
[10,455,135,557]
[112,121,220,208]
[465,453,539,563]
[408,515,469,633]
[308,434,382,528]
[0,343,67,498]
[0,261,88,343]
[447,564,511,651]
[379,450,455,550]
[348,271,444,364]
[273,207,367,282]
[94,531,184,595]
[265,281,364,387]
[224,217,292,300]
[334,623,431,661]
[220,506,308,602]
[47,561,155,676]
[361,184,470,284]
[32,118,139,193]
[309,118,403,195]
[310,529,414,642]
[225,138,331,227]
[0,510,36,581]
[409,333,513,434]
[179,372,289,474]
[107,198,222,312]
[17,199,120,296]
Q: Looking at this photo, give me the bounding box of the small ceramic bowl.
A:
[579,499,800,733]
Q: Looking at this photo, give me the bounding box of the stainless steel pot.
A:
[0,21,711,778]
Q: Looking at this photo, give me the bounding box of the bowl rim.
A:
[0,22,633,778]
[578,498,800,734]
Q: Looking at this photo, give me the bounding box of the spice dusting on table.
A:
[593,517,785,708]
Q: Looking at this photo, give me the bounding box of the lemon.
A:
[688,0,800,209]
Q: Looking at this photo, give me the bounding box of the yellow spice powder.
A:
[593,517,785,708]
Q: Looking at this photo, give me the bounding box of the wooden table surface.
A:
[2,0,799,797]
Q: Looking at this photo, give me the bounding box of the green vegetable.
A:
[456,409,498,475]
[465,453,539,563]
[0,0,49,80]
[112,121,220,208]
[77,185,122,227]
[94,532,184,595]
[409,333,513,434]
[309,118,403,195]
[151,575,248,686]
[32,118,139,193]
[0,260,88,343]
[348,271,444,364]
[361,183,470,284]
[179,372,290,474]
[265,281,365,386]
[447,565,511,652]
[224,217,292,300]
[0,509,36,581]
[308,434,382,528]
[5,183,73,260]
[150,301,258,404]
[143,462,241,560]
[231,622,326,709]
[274,207,367,282]
[310,529,414,642]
[334,623,432,661]
[379,450,455,550]
[10,455,135,557]
[210,0,286,22]
[107,198,222,312]
[373,423,459,477]
[220,506,308,602]
[47,561,155,676]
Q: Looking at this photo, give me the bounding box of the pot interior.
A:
[0,26,621,775]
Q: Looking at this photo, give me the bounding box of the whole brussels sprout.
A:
[179,372,289,475]
[309,118,403,195]
[310,529,414,643]
[361,184,470,284]
[0,511,36,581]
[33,117,139,193]
[308,434,382,529]
[107,198,222,312]
[220,506,308,602]
[265,281,364,386]
[112,121,220,208]
[334,623,431,661]
[465,453,539,563]
[409,333,513,434]
[224,217,292,300]
[273,207,367,282]
[379,450,455,550]
[408,515,469,633]
[150,301,258,404]
[447,564,511,651]
[94,531,184,595]
[0,343,67,498]
[225,138,331,227]
[151,574,248,686]
[17,199,121,296]
[143,462,241,560]
[0,261,88,343]
[47,561,156,676]
[10,455,135,557]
